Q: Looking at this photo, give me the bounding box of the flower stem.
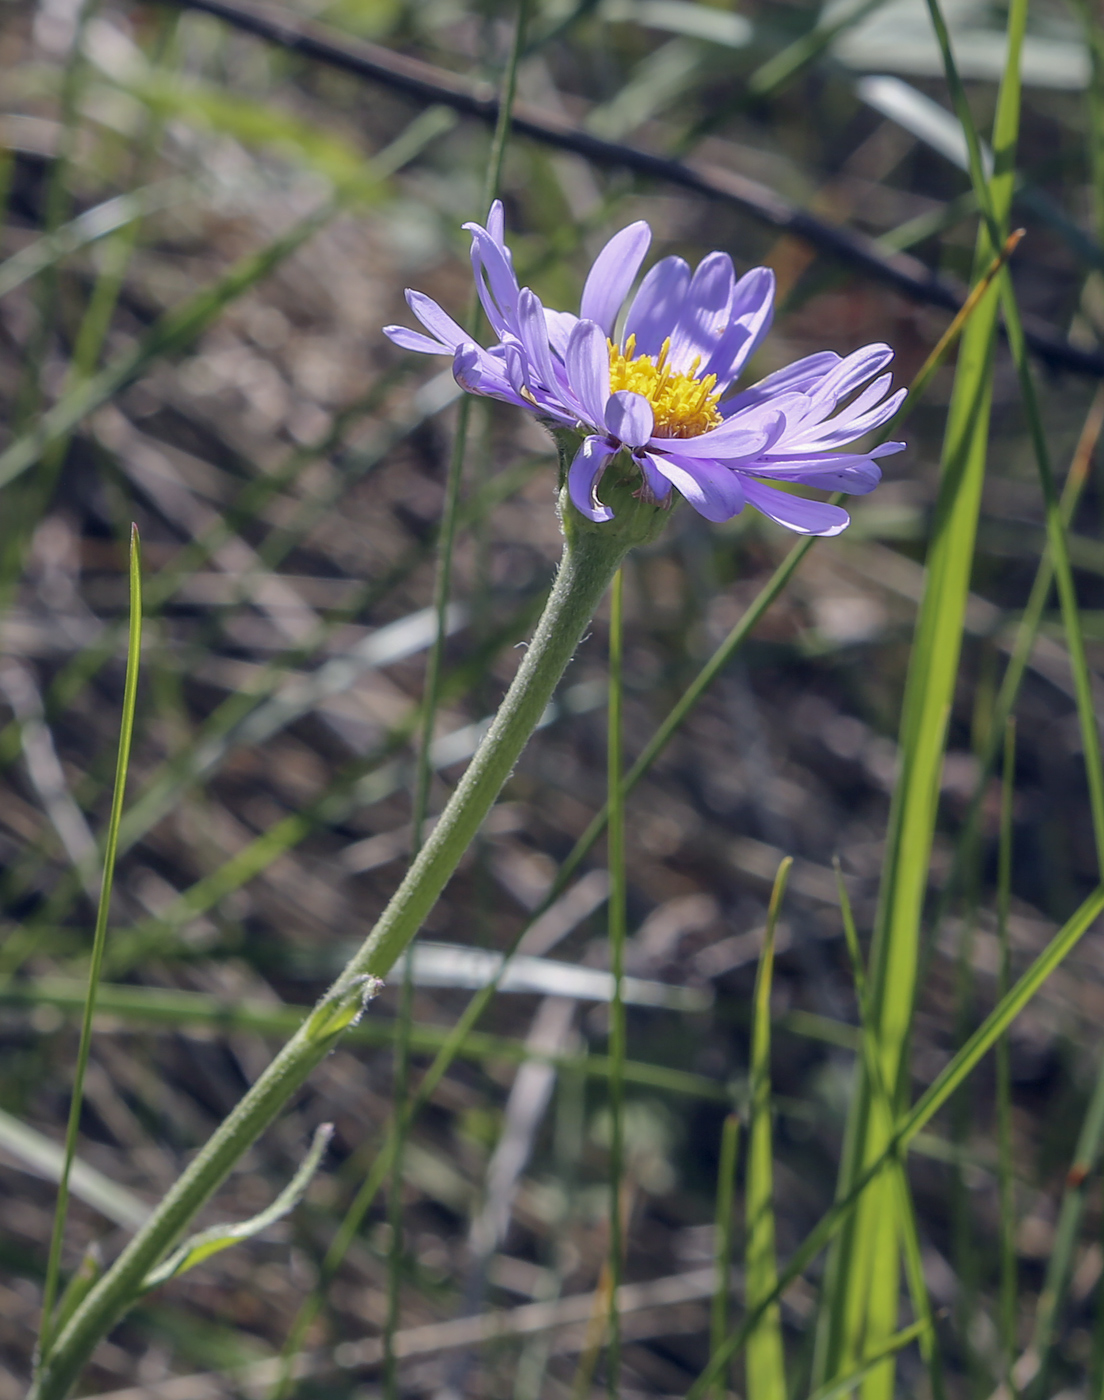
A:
[29,498,646,1400]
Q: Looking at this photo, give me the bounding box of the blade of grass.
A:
[36,525,142,1368]
[711,1113,740,1400]
[815,0,1029,1386]
[605,566,627,1397]
[744,858,790,1400]
[834,862,946,1400]
[807,1319,933,1400]
[997,720,1017,1397]
[688,882,1104,1400]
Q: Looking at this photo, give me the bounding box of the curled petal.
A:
[568,436,617,522]
[407,290,469,350]
[649,453,746,522]
[638,454,672,503]
[807,343,894,413]
[741,478,851,536]
[384,325,449,355]
[486,200,506,248]
[605,390,654,448]
[721,351,841,416]
[565,320,612,428]
[624,256,691,357]
[580,221,652,336]
[752,458,883,494]
[516,289,560,395]
[465,224,521,336]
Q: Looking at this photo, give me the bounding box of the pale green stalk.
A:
[29,469,666,1400]
[814,0,1028,1388]
[605,566,626,1396]
[744,858,790,1399]
[711,1114,740,1400]
[37,527,142,1367]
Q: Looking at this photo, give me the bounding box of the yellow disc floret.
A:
[607,334,723,439]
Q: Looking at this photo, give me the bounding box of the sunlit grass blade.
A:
[807,1319,933,1400]
[817,0,1029,1387]
[711,1113,739,1400]
[687,883,1104,1400]
[997,721,1017,1395]
[744,857,790,1400]
[36,525,142,1368]
[834,862,945,1400]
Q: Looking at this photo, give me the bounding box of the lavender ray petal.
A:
[807,343,894,413]
[453,342,531,411]
[706,267,775,386]
[649,453,746,522]
[667,252,735,372]
[750,460,882,494]
[623,256,690,357]
[579,221,652,337]
[781,386,908,452]
[545,309,579,360]
[487,200,505,248]
[516,289,561,396]
[605,390,654,448]
[384,325,450,355]
[568,436,617,522]
[465,224,521,334]
[740,478,851,536]
[667,407,784,459]
[566,319,612,429]
[639,453,672,502]
[406,290,470,350]
[720,351,840,416]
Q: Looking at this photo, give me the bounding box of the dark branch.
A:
[160,0,1104,379]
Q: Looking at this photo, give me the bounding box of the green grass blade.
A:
[807,1320,933,1400]
[997,721,1017,1395]
[818,0,1029,1386]
[834,863,946,1400]
[745,857,790,1400]
[711,1114,740,1400]
[687,884,1104,1400]
[36,525,142,1368]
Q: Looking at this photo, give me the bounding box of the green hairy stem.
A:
[30,456,668,1400]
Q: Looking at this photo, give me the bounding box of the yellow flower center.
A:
[607,334,723,440]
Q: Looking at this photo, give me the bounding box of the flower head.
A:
[384,205,905,537]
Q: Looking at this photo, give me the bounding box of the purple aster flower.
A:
[384,205,905,537]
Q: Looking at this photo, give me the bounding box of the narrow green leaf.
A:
[745,858,790,1400]
[817,0,1030,1388]
[686,887,1104,1400]
[997,721,1018,1395]
[808,1319,933,1400]
[142,1124,334,1290]
[711,1114,740,1400]
[37,526,143,1369]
